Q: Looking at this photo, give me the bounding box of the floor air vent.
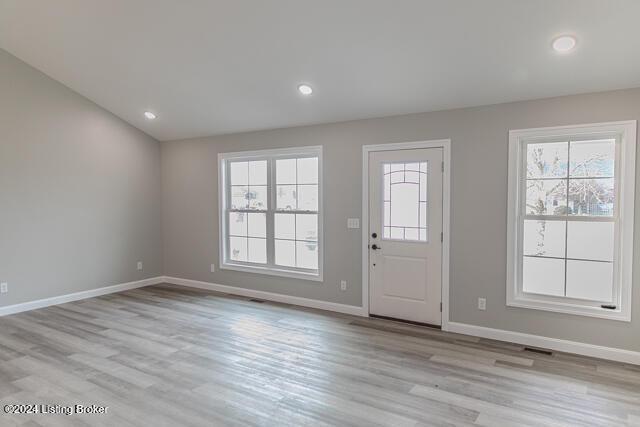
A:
[524,347,553,356]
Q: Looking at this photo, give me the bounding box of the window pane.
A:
[390,183,419,227]
[297,157,318,184]
[231,186,249,209]
[568,178,614,216]
[390,170,404,184]
[405,228,419,240]
[297,185,318,211]
[384,171,391,201]
[296,241,318,270]
[247,238,267,264]
[276,158,296,184]
[523,220,565,258]
[384,202,391,227]
[275,213,295,239]
[230,161,248,185]
[567,221,614,262]
[405,170,420,184]
[229,236,247,262]
[296,214,317,242]
[527,142,568,178]
[276,185,297,210]
[522,256,565,297]
[248,185,267,210]
[248,160,267,185]
[419,166,427,201]
[228,212,247,237]
[526,179,567,215]
[566,260,613,302]
[247,212,266,238]
[275,239,295,267]
[390,227,403,239]
[570,139,615,178]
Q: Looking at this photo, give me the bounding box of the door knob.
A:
[371,232,377,238]
[371,244,381,250]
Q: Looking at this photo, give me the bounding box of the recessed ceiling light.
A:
[144,111,157,120]
[552,35,577,53]
[297,84,313,95]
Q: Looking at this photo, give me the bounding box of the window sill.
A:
[220,262,323,282]
[507,294,630,322]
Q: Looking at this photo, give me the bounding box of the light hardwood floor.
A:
[1,284,639,426]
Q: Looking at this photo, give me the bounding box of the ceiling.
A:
[2,1,640,141]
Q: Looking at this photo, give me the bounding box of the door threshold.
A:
[370,314,441,330]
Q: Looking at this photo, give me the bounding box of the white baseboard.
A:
[0,276,164,317]
[447,322,640,366]
[162,276,368,317]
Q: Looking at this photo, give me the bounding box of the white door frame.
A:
[361,139,451,330]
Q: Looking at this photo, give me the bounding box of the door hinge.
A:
[440,302,442,312]
[441,232,443,242]
[441,161,444,173]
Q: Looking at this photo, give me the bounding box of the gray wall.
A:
[162,87,640,352]
[0,49,162,306]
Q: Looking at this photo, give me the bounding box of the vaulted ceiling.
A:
[2,0,640,141]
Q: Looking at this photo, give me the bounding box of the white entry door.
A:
[369,148,443,325]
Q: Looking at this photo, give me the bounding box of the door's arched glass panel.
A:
[382,162,428,241]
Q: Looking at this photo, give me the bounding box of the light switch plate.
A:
[347,218,360,229]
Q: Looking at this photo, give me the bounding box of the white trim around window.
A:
[218,146,323,281]
[507,121,636,321]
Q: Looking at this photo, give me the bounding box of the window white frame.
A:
[219,146,323,281]
[507,121,636,321]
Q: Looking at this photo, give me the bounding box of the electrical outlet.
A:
[340,280,347,291]
[478,297,486,311]
[210,263,216,273]
[137,261,143,271]
[0,283,7,294]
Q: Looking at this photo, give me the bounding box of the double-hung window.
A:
[219,146,323,281]
[507,121,636,321]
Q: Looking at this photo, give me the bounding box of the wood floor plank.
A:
[1,283,638,426]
